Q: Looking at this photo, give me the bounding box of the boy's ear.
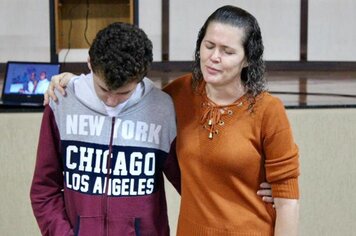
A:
[87,57,92,71]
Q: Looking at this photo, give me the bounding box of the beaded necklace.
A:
[200,90,245,139]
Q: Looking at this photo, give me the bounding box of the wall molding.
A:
[1,61,356,75]
[150,61,356,72]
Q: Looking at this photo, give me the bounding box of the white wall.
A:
[0,113,42,236]
[139,0,162,62]
[169,0,300,61]
[308,0,356,61]
[289,108,356,235]
[0,0,51,62]
[0,0,356,63]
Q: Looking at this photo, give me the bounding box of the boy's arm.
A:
[163,138,181,194]
[162,138,274,201]
[30,106,74,236]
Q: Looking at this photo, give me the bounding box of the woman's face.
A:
[200,22,248,88]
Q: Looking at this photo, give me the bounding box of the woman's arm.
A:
[44,72,76,105]
[274,198,300,236]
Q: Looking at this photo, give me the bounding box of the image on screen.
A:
[4,63,60,95]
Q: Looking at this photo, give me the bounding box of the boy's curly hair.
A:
[89,22,153,90]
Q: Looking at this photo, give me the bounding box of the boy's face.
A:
[92,72,138,107]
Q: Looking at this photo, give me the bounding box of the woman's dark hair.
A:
[192,5,266,98]
[89,22,153,90]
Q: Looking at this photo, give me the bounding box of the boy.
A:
[30,22,179,236]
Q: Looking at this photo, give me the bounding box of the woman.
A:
[163,5,300,236]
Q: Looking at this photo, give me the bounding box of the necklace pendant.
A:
[209,132,213,139]
[208,119,212,126]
